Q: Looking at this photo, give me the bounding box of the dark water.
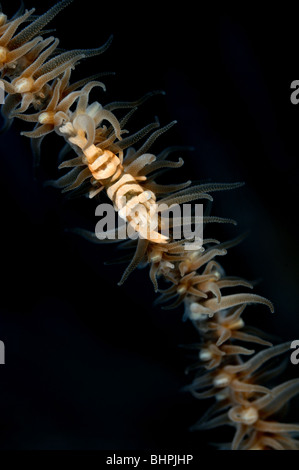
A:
[0,0,298,451]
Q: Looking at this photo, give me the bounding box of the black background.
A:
[0,0,299,451]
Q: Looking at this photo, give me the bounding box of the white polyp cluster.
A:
[215,389,229,401]
[177,285,187,295]
[212,270,221,280]
[38,111,55,125]
[229,405,259,426]
[59,122,74,136]
[60,114,89,148]
[159,260,174,272]
[199,348,213,362]
[85,101,102,119]
[14,76,35,93]
[188,301,209,320]
[0,46,7,64]
[239,407,259,425]
[213,372,232,388]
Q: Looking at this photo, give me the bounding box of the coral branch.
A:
[1,0,298,451]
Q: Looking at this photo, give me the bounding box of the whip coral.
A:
[1,0,298,450]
